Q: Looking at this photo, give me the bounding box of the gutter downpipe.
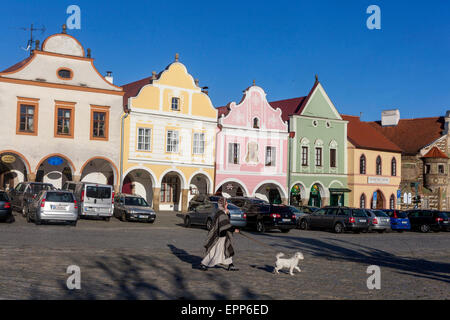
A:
[119,108,130,192]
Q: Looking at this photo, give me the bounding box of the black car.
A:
[292,205,319,214]
[242,203,296,233]
[227,196,268,209]
[8,182,55,216]
[0,191,14,223]
[405,209,450,232]
[299,207,370,233]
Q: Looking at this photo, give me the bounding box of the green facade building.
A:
[270,78,349,207]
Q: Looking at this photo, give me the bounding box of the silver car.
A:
[113,193,156,223]
[26,190,78,226]
[365,209,391,233]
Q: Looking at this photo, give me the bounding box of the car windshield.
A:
[125,197,149,207]
[45,192,74,203]
[86,186,112,199]
[30,184,53,194]
[288,206,301,213]
[396,211,408,218]
[271,206,291,214]
[373,210,389,217]
[0,192,9,201]
[439,212,449,218]
[352,209,368,217]
[227,203,240,211]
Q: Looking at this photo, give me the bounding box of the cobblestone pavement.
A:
[0,211,449,299]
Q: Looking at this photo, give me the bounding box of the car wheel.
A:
[256,220,265,233]
[334,223,344,234]
[104,217,110,222]
[280,229,290,233]
[420,224,430,233]
[35,215,42,225]
[6,215,15,224]
[121,212,127,222]
[26,210,31,223]
[396,230,404,233]
[299,219,309,230]
[184,216,191,228]
[206,218,213,231]
[70,221,77,227]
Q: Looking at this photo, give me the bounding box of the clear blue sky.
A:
[1,0,449,121]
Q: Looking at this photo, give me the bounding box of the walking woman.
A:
[199,197,239,271]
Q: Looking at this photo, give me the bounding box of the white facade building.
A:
[0,29,123,190]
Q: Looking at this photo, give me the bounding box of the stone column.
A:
[153,188,160,211]
[281,198,288,205]
[72,175,81,182]
[181,189,189,213]
[27,173,36,182]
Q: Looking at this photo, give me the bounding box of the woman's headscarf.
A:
[217,197,227,212]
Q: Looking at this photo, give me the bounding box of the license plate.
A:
[402,221,407,224]
[231,214,241,218]
[139,215,148,219]
[282,219,291,222]
[51,205,67,210]
[444,221,448,224]
[359,219,366,223]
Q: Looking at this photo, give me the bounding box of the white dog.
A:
[274,252,304,276]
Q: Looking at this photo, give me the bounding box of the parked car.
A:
[62,181,114,221]
[0,191,14,223]
[405,209,450,233]
[8,182,55,216]
[113,193,156,223]
[184,196,246,230]
[26,190,78,226]
[365,209,392,233]
[299,207,370,233]
[288,206,308,229]
[381,209,411,232]
[227,196,269,209]
[292,205,319,214]
[239,203,296,233]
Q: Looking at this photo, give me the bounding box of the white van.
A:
[62,181,114,221]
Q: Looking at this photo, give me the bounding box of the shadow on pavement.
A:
[254,232,450,284]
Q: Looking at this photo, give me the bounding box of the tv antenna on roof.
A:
[19,24,46,55]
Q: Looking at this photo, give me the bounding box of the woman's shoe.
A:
[199,264,208,271]
[227,264,239,271]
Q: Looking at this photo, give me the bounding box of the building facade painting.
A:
[121,55,217,212]
[270,78,349,207]
[215,84,289,203]
[0,28,123,191]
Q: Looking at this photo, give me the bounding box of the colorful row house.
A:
[121,55,217,212]
[216,84,289,204]
[343,115,402,209]
[270,78,350,207]
[0,28,123,191]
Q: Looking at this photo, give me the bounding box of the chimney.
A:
[381,109,400,127]
[444,110,450,135]
[201,86,209,95]
[105,71,113,84]
[87,48,91,58]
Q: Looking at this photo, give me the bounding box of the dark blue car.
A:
[381,209,411,232]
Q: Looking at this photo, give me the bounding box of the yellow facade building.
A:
[343,115,402,209]
[121,55,217,211]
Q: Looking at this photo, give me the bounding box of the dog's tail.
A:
[276,252,285,259]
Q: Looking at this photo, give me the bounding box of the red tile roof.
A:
[268,96,307,122]
[1,55,34,73]
[121,76,153,111]
[422,146,448,159]
[342,115,402,153]
[369,117,445,155]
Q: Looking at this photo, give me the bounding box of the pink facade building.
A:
[215,85,289,203]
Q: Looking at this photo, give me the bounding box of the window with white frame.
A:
[265,146,276,166]
[171,97,180,111]
[193,132,205,154]
[166,130,179,153]
[315,147,323,167]
[228,143,240,164]
[301,146,308,166]
[137,128,151,151]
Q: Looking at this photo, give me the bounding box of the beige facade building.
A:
[0,28,123,190]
